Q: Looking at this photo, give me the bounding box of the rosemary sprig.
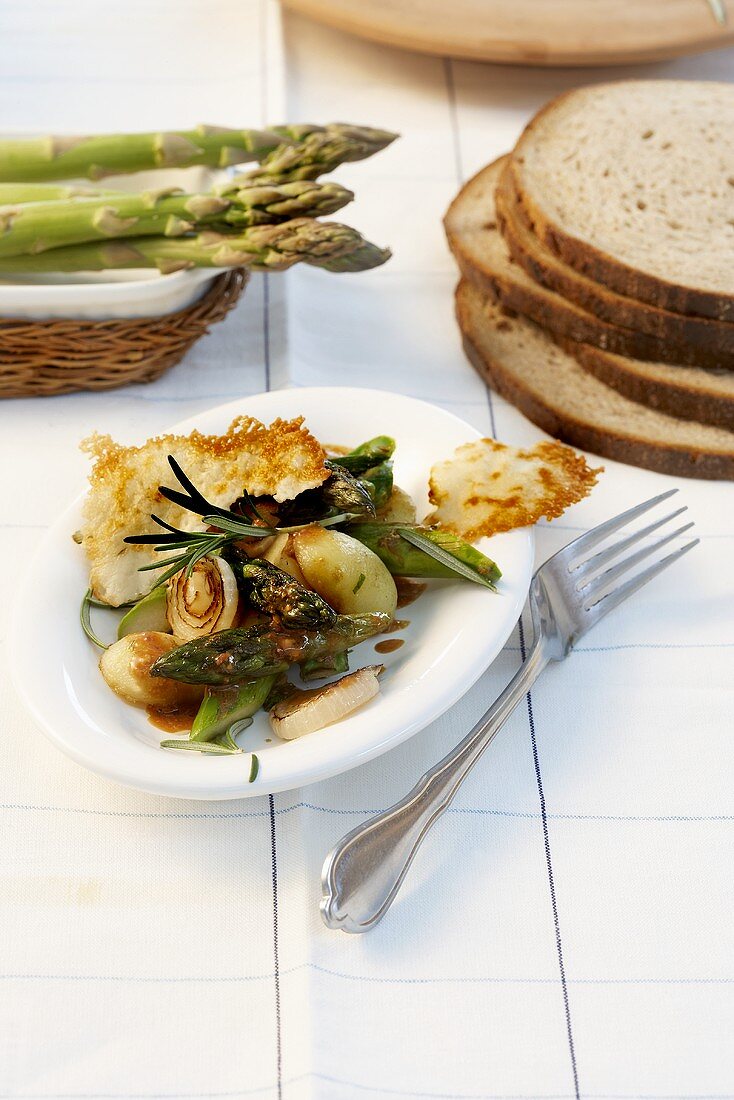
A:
[124,455,361,588]
[80,588,110,649]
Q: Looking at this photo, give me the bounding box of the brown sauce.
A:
[375,639,405,654]
[384,617,410,634]
[395,578,427,608]
[146,704,199,733]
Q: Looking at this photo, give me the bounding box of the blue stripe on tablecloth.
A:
[0,1079,731,1099]
[0,969,732,985]
[442,56,498,441]
[518,616,580,1097]
[0,803,731,822]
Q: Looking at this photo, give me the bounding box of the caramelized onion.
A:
[270,665,383,741]
[166,556,239,642]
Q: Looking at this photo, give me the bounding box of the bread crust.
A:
[497,165,734,355]
[556,338,734,431]
[509,82,734,322]
[455,280,734,481]
[444,163,734,372]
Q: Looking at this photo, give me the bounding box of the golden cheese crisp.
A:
[80,416,329,606]
[426,438,601,541]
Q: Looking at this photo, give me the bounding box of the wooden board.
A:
[282,0,734,66]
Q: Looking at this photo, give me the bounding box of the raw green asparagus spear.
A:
[347,524,502,585]
[0,218,390,275]
[0,181,354,258]
[229,123,398,186]
[330,436,396,476]
[190,674,279,743]
[151,612,391,686]
[0,125,287,182]
[0,182,117,202]
[225,555,338,630]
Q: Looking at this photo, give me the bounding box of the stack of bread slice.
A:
[444,80,734,479]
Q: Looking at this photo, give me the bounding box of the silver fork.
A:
[321,489,698,933]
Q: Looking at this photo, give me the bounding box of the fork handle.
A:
[320,633,550,933]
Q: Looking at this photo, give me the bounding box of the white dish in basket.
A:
[0,164,228,320]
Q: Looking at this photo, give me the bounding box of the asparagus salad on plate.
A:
[77,412,599,782]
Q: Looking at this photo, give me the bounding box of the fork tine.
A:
[582,522,695,599]
[565,489,679,567]
[583,538,699,624]
[573,505,688,580]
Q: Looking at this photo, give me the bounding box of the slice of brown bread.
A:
[509,81,734,321]
[444,160,734,394]
[557,339,734,431]
[456,279,734,480]
[496,163,734,357]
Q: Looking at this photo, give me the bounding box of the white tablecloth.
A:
[1,3,733,1097]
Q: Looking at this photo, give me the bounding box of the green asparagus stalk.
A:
[226,556,338,630]
[0,125,287,182]
[330,436,396,476]
[361,462,394,511]
[0,181,354,258]
[0,218,390,275]
[190,675,279,743]
[0,182,117,202]
[347,523,502,584]
[151,612,391,686]
[225,123,398,187]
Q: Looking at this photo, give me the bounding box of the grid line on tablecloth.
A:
[2,802,731,822]
[518,615,580,1097]
[1,968,731,986]
[442,56,497,440]
[444,53,581,1088]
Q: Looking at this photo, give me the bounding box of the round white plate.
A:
[11,388,534,799]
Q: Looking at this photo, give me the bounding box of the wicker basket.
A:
[0,268,248,398]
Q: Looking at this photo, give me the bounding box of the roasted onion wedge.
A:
[167,556,239,642]
[270,664,383,740]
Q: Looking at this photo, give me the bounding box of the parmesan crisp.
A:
[80,416,329,605]
[426,438,601,541]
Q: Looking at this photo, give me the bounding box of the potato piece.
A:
[263,531,307,585]
[378,485,417,524]
[292,526,397,617]
[100,632,204,709]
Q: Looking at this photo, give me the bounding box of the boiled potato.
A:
[292,526,397,617]
[378,484,417,524]
[263,531,308,585]
[100,632,204,709]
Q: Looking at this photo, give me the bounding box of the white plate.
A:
[0,163,226,320]
[11,388,534,800]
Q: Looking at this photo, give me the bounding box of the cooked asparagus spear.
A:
[347,524,502,584]
[0,218,390,275]
[190,675,279,743]
[228,124,398,187]
[361,462,394,511]
[226,556,338,630]
[151,612,391,686]
[279,462,376,525]
[0,181,354,258]
[330,436,396,476]
[0,125,287,182]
